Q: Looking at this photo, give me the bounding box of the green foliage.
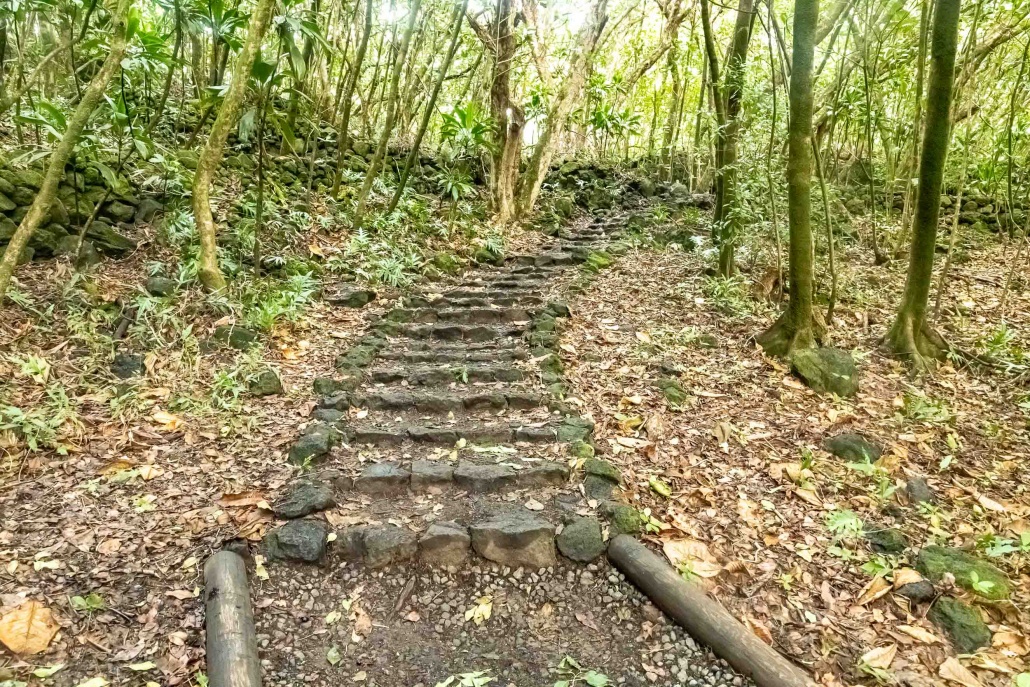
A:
[701,275,752,316]
[553,656,609,687]
[439,104,497,157]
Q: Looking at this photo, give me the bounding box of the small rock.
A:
[557,416,593,442]
[275,480,335,519]
[211,324,261,350]
[145,275,177,297]
[470,513,556,569]
[135,197,163,223]
[905,476,935,504]
[519,461,569,487]
[327,285,376,308]
[656,378,688,406]
[895,580,936,603]
[312,408,345,423]
[789,347,859,397]
[453,462,517,493]
[569,441,594,459]
[822,433,882,463]
[583,474,616,500]
[600,501,641,535]
[928,597,991,653]
[864,527,909,554]
[288,423,337,465]
[419,522,471,568]
[363,526,418,568]
[556,517,606,562]
[916,545,1010,600]
[410,460,454,490]
[111,352,144,379]
[583,458,621,484]
[355,463,410,495]
[249,369,283,396]
[264,520,328,563]
[313,377,351,396]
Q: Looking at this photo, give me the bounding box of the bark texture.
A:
[191,0,276,291]
[757,0,824,356]
[884,0,962,368]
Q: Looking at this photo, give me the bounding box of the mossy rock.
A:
[557,416,594,443]
[211,325,261,350]
[473,246,503,265]
[864,527,909,554]
[431,252,462,275]
[86,221,137,256]
[0,192,15,212]
[583,250,612,272]
[249,369,283,396]
[916,545,1010,600]
[789,347,859,397]
[928,597,991,653]
[569,440,594,459]
[583,457,621,484]
[600,501,641,535]
[656,377,688,406]
[822,433,882,463]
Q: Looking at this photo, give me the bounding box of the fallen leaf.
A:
[524,498,545,511]
[897,625,939,644]
[352,672,367,682]
[127,662,156,671]
[859,644,896,671]
[326,646,342,665]
[32,665,64,678]
[939,657,983,687]
[856,576,891,606]
[465,595,493,626]
[74,679,108,687]
[662,539,722,578]
[151,409,183,431]
[404,611,420,622]
[892,568,924,588]
[0,600,60,654]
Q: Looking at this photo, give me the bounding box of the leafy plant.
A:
[434,671,495,687]
[553,656,609,687]
[701,275,752,317]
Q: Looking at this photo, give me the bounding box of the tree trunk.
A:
[884,0,961,368]
[515,0,609,219]
[192,0,276,292]
[387,0,468,215]
[485,0,524,224]
[352,0,423,227]
[716,0,756,277]
[757,0,824,356]
[144,0,182,137]
[0,0,132,302]
[331,0,373,198]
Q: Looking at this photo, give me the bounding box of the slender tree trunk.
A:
[757,0,824,356]
[515,0,609,218]
[0,0,132,301]
[898,0,929,239]
[192,0,276,292]
[353,0,423,227]
[387,0,468,215]
[765,0,783,300]
[716,0,756,277]
[332,0,373,198]
[884,0,961,368]
[144,0,182,138]
[483,0,524,224]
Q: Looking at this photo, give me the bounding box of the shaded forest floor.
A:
[560,211,1030,686]
[0,185,1029,687]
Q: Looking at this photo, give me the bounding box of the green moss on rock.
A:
[917,545,1010,600]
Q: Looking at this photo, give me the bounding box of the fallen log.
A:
[204,550,261,687]
[608,535,813,687]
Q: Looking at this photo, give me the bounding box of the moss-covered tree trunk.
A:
[192,0,276,292]
[756,0,824,356]
[515,0,608,219]
[331,0,373,199]
[884,0,961,368]
[716,0,755,277]
[0,0,132,302]
[386,0,468,215]
[352,0,422,227]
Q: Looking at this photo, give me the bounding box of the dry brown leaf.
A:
[939,657,983,687]
[662,539,722,578]
[977,495,1006,513]
[856,576,891,606]
[151,409,183,431]
[0,600,60,654]
[745,616,773,645]
[897,625,939,644]
[859,644,896,670]
[217,491,269,508]
[892,568,925,588]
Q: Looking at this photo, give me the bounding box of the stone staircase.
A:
[264,216,644,573]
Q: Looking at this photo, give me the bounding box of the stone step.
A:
[352,389,546,413]
[384,323,525,342]
[532,252,584,267]
[405,295,545,309]
[442,288,542,300]
[388,307,533,325]
[369,363,526,386]
[377,348,528,363]
[389,339,521,353]
[352,458,570,496]
[344,420,562,446]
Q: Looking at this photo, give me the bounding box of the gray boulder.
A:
[419,522,470,568]
[264,520,328,563]
[556,517,605,562]
[355,463,410,495]
[789,347,859,397]
[275,480,335,519]
[470,513,556,569]
[363,526,418,568]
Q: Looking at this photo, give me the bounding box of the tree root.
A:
[756,309,826,358]
[884,314,949,371]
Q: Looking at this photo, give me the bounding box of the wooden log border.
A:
[608,535,814,687]
[204,550,262,687]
